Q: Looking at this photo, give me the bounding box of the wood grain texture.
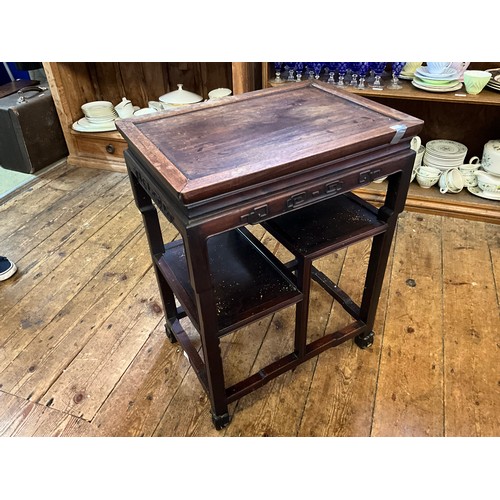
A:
[0,165,498,436]
[442,218,500,436]
[372,212,445,436]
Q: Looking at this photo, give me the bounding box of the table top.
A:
[117,81,423,204]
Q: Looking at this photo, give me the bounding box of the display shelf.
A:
[262,192,388,258]
[156,227,302,336]
[262,63,500,106]
[355,180,500,224]
[268,78,500,105]
[341,79,500,106]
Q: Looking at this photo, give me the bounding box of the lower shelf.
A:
[156,227,302,336]
[262,192,388,259]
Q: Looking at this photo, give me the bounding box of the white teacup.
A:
[426,62,452,74]
[416,165,441,177]
[459,160,480,187]
[416,166,441,188]
[416,172,439,188]
[439,168,464,194]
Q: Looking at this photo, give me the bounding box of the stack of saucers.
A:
[412,66,462,93]
[423,140,468,172]
[485,67,500,92]
[72,100,118,132]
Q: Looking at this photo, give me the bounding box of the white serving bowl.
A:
[208,87,232,100]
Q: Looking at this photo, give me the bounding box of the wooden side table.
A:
[117,81,423,429]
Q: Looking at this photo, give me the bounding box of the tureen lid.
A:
[159,84,203,105]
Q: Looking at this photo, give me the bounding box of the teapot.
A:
[114,97,134,118]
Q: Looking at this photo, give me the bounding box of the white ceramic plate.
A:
[424,152,466,163]
[413,76,457,87]
[467,185,500,200]
[86,114,117,123]
[72,117,117,132]
[412,80,463,93]
[426,140,468,157]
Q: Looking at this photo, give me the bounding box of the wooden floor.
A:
[0,163,499,437]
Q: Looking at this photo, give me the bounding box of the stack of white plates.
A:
[73,100,118,132]
[423,140,468,171]
[72,117,117,132]
[411,66,462,93]
[485,67,500,92]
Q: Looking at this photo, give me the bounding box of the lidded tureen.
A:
[159,84,203,106]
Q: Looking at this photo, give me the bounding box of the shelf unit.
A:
[262,62,500,224]
[43,62,261,172]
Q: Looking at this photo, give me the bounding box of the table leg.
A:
[183,230,230,429]
[356,163,412,349]
[127,168,178,342]
[294,257,312,358]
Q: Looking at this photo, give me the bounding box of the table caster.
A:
[355,331,374,349]
[165,322,177,343]
[212,412,231,430]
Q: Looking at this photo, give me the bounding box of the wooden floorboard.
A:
[0,164,498,437]
[372,213,445,436]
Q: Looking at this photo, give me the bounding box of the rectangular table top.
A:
[117,82,423,204]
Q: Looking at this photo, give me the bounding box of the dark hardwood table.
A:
[116,81,423,429]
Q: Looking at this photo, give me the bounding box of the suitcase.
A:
[0,85,68,173]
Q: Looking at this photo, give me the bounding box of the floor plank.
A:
[442,218,500,436]
[0,176,131,318]
[372,213,445,437]
[0,199,142,375]
[0,390,92,437]
[298,238,393,437]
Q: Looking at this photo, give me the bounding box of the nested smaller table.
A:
[117,81,423,429]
